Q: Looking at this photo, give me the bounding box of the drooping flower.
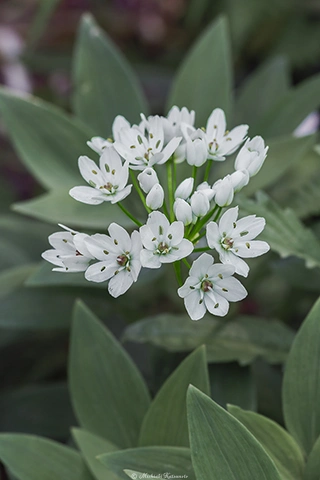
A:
[69,147,132,205]
[212,175,234,207]
[140,211,193,268]
[84,223,142,298]
[174,198,193,225]
[205,108,248,161]
[42,224,94,272]
[178,253,247,320]
[113,115,181,170]
[206,206,270,277]
[234,136,268,177]
[146,183,164,210]
[162,105,195,142]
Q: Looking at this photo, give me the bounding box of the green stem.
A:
[118,203,142,227]
[130,170,151,213]
[167,161,174,222]
[213,206,222,222]
[193,246,210,252]
[192,166,197,192]
[182,258,191,269]
[173,160,177,195]
[173,261,183,286]
[204,161,212,182]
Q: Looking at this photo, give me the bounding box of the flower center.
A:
[117,254,129,266]
[201,279,213,292]
[102,182,118,193]
[157,242,170,255]
[222,237,234,250]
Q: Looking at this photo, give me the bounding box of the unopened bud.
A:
[146,183,164,210]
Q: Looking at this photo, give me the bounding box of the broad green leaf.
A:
[0,88,93,190]
[72,429,120,480]
[304,435,320,480]
[0,264,113,329]
[228,405,304,480]
[286,176,320,219]
[243,134,315,196]
[13,190,134,230]
[271,258,320,292]
[73,14,148,136]
[283,296,320,455]
[0,383,75,438]
[239,192,320,268]
[69,301,150,448]
[139,346,210,447]
[0,434,93,480]
[98,446,195,480]
[167,16,233,125]
[256,73,320,137]
[209,363,257,411]
[235,56,290,127]
[187,386,282,480]
[123,314,294,365]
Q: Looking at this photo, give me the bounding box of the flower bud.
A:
[175,178,194,200]
[174,198,193,225]
[190,191,210,217]
[234,136,268,177]
[185,136,207,167]
[138,168,159,193]
[146,183,164,210]
[197,181,215,201]
[213,176,234,207]
[230,170,249,192]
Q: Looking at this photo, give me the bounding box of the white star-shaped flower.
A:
[113,115,181,170]
[162,105,195,142]
[234,136,268,177]
[140,211,193,268]
[206,206,270,277]
[87,115,131,154]
[69,147,132,205]
[41,224,94,272]
[178,253,247,320]
[84,223,142,297]
[205,108,248,161]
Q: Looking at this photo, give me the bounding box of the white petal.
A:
[177,276,200,298]
[41,250,64,267]
[215,277,247,302]
[205,290,229,317]
[175,178,194,200]
[112,115,131,142]
[69,186,105,205]
[189,253,214,278]
[156,136,182,164]
[73,233,93,258]
[146,183,164,210]
[140,249,162,268]
[48,231,75,252]
[166,220,184,246]
[85,234,118,260]
[108,269,133,297]
[78,156,105,186]
[139,224,157,251]
[108,223,131,252]
[146,211,169,238]
[110,185,132,204]
[219,249,249,277]
[206,222,220,249]
[206,108,226,141]
[219,125,248,156]
[219,206,239,236]
[233,240,270,258]
[85,262,117,282]
[233,216,265,240]
[184,290,206,321]
[174,198,193,225]
[206,263,235,281]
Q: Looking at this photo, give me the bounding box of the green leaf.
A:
[243,134,315,196]
[238,192,320,268]
[256,73,320,137]
[167,16,233,125]
[69,301,150,448]
[98,446,195,480]
[123,314,294,366]
[234,56,290,127]
[304,435,320,480]
[0,264,114,330]
[0,383,75,439]
[139,346,210,447]
[73,14,148,136]
[286,176,320,219]
[13,190,134,230]
[72,429,120,480]
[0,434,93,480]
[187,386,282,480]
[283,296,320,455]
[227,405,304,480]
[0,88,93,190]
[209,363,257,411]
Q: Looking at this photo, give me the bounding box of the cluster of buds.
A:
[42,107,270,320]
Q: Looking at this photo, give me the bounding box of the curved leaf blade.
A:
[69,301,150,448]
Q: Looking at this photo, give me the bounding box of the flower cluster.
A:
[42,107,270,320]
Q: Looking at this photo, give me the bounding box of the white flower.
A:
[114,115,181,170]
[175,178,194,200]
[190,191,210,217]
[184,128,208,167]
[87,136,113,154]
[178,253,247,320]
[140,211,193,268]
[212,175,234,207]
[137,167,159,193]
[234,136,268,177]
[205,108,248,161]
[230,170,249,192]
[162,106,195,142]
[174,198,193,225]
[69,147,132,205]
[41,224,94,272]
[84,223,142,297]
[146,183,164,210]
[206,206,270,277]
